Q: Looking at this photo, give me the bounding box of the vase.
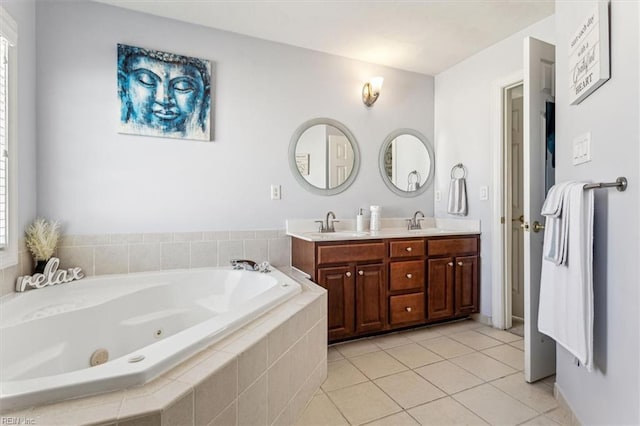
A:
[34,259,49,274]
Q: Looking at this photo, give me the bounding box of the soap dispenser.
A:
[356,208,364,232]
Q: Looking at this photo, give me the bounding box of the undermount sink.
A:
[304,231,370,239]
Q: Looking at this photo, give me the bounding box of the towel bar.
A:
[583,177,627,192]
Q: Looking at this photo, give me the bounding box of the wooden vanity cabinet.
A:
[291,234,479,343]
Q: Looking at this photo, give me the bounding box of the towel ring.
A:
[450,163,466,179]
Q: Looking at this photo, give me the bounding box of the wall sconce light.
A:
[362,76,384,107]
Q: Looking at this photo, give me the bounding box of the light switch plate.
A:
[572,132,591,165]
[480,186,489,201]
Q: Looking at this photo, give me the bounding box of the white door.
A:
[523,37,556,382]
[328,134,352,188]
[511,95,525,319]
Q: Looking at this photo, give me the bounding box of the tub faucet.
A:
[315,211,339,233]
[407,211,425,230]
[230,259,272,273]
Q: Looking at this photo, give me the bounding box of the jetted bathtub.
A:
[0,267,301,412]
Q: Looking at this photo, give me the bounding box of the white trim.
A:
[490,71,523,330]
[0,6,19,268]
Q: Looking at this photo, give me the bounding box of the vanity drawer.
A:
[389,293,425,325]
[317,242,385,265]
[389,240,425,258]
[389,260,425,292]
[427,238,478,256]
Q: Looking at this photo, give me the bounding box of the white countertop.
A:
[286,217,481,242]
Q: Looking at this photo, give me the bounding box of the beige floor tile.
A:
[407,396,488,425]
[385,343,443,369]
[509,339,525,351]
[372,333,413,349]
[475,327,523,343]
[349,351,408,380]
[450,352,517,381]
[491,373,558,413]
[432,320,484,335]
[418,336,475,359]
[400,326,443,342]
[327,382,402,425]
[449,330,503,350]
[414,361,483,394]
[545,406,576,425]
[327,347,344,362]
[482,344,525,370]
[296,393,349,426]
[374,370,445,409]
[321,359,368,392]
[363,411,419,426]
[541,374,556,387]
[520,415,560,425]
[334,339,380,358]
[454,383,538,425]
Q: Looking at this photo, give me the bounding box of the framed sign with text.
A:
[569,1,610,105]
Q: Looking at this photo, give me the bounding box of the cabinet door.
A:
[427,258,455,320]
[318,266,355,341]
[355,264,386,333]
[455,255,479,315]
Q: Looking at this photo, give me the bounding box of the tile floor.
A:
[297,319,572,426]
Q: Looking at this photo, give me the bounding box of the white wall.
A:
[434,16,555,317]
[35,1,435,234]
[553,1,639,424]
[2,0,36,234]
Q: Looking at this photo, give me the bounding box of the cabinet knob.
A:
[405,306,412,312]
[345,272,352,277]
[358,270,364,276]
[406,273,413,279]
[457,261,463,266]
[448,262,454,266]
[406,247,413,252]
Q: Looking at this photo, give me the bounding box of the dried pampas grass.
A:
[25,218,60,261]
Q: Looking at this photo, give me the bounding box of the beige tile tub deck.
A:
[3,269,327,426]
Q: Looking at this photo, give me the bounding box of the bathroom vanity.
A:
[288,221,480,343]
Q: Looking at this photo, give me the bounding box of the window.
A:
[0,6,17,267]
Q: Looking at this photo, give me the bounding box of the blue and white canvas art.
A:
[118,44,212,141]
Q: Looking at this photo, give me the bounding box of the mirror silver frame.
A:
[288,118,361,196]
[378,128,435,197]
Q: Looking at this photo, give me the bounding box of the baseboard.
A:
[470,313,492,326]
[554,383,583,425]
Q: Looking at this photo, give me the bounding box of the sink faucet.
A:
[407,211,425,230]
[315,211,340,233]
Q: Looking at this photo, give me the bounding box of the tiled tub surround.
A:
[0,230,291,296]
[2,269,328,425]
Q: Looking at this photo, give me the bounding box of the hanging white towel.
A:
[538,182,594,371]
[447,177,468,216]
[541,181,574,265]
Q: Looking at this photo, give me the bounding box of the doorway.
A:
[504,83,525,337]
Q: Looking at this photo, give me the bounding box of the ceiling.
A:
[95,0,554,76]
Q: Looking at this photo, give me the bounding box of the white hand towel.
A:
[538,182,594,371]
[447,177,468,216]
[542,181,574,265]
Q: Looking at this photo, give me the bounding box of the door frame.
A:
[490,71,523,330]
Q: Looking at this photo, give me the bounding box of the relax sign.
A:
[569,1,610,105]
[16,257,84,292]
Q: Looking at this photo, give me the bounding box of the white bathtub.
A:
[0,267,301,412]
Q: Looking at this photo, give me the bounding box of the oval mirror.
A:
[379,129,435,197]
[289,118,360,196]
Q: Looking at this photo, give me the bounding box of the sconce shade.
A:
[363,76,384,107]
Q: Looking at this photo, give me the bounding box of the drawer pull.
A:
[406,273,413,279]
[448,262,454,267]
[406,247,413,252]
[358,270,364,276]
[405,306,413,312]
[345,272,352,277]
[457,261,464,266]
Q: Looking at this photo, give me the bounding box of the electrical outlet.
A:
[270,184,281,200]
[435,190,441,202]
